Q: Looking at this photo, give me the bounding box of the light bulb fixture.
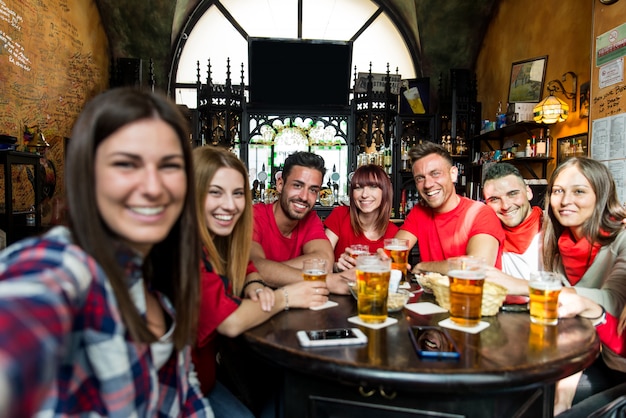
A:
[533,71,577,124]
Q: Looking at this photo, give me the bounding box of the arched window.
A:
[171,0,420,105]
[170,0,420,199]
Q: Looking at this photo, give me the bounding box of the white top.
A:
[501,232,541,280]
[151,321,175,370]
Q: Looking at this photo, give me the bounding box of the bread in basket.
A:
[418,272,507,316]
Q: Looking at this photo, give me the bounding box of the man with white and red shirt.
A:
[482,163,542,294]
[395,142,505,275]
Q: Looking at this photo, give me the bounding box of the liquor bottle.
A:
[531,135,537,157]
[525,139,532,157]
[536,130,546,157]
[496,101,506,129]
[544,128,552,158]
[575,139,585,156]
[405,191,414,212]
[401,138,409,170]
[384,140,392,174]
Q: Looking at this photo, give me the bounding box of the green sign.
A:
[597,23,626,67]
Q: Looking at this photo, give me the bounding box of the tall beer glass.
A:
[383,238,409,283]
[447,256,485,327]
[356,255,391,323]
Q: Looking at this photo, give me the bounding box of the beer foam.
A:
[448,269,485,279]
[385,245,408,250]
[357,267,390,273]
[529,281,562,291]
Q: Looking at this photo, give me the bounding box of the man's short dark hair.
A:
[483,162,524,183]
[408,141,453,167]
[282,151,327,181]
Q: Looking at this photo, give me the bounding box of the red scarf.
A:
[558,229,601,285]
[503,206,543,254]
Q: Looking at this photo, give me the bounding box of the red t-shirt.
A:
[252,202,328,261]
[400,196,505,268]
[192,251,241,395]
[324,205,399,261]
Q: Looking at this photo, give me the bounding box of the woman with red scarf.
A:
[542,157,626,414]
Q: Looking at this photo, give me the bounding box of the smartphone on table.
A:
[408,326,460,359]
[297,328,368,347]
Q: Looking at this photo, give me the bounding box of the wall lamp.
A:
[533,71,578,124]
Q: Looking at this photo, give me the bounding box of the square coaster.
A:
[347,315,398,329]
[438,318,490,334]
[310,300,338,311]
[405,302,448,315]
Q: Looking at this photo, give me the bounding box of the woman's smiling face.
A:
[203,167,246,236]
[353,184,382,214]
[94,118,186,255]
[550,165,597,240]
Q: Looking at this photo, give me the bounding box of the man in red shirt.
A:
[251,151,350,294]
[395,142,505,275]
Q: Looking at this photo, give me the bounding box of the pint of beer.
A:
[302,259,327,282]
[349,244,370,259]
[528,272,563,325]
[447,256,485,327]
[383,238,409,282]
[356,255,391,323]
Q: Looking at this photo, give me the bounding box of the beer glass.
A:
[528,271,563,325]
[302,259,327,282]
[356,255,392,323]
[447,256,486,327]
[349,244,370,259]
[383,238,409,283]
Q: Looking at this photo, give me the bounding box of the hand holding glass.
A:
[528,271,563,325]
[302,259,327,282]
[447,256,486,327]
[356,255,391,323]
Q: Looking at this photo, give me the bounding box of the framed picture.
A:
[579,81,590,118]
[508,56,548,103]
[557,133,588,164]
[399,77,430,115]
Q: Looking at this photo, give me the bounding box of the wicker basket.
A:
[418,273,507,316]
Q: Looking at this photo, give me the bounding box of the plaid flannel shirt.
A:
[0,226,213,417]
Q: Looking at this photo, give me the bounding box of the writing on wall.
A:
[592,83,625,117]
[0,0,109,216]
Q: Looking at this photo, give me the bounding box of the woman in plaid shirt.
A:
[0,88,214,417]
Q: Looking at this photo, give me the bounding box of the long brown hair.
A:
[66,87,200,350]
[349,164,393,236]
[193,146,253,296]
[542,157,626,271]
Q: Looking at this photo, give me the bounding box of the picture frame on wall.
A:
[508,56,548,103]
[557,133,588,164]
[399,78,430,115]
[580,82,590,118]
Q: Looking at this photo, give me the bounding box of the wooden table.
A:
[243,291,600,418]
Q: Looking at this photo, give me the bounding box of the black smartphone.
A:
[408,326,460,359]
[297,328,368,347]
[500,295,530,313]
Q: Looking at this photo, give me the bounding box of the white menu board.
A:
[592,115,626,204]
